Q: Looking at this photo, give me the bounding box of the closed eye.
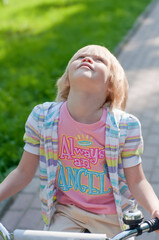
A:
[95,57,109,65]
[77,55,85,59]
[95,57,104,63]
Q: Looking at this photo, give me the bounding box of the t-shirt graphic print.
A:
[56,102,117,214]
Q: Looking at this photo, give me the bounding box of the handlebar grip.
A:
[145,218,159,232]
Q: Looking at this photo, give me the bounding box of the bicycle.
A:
[0,209,159,240]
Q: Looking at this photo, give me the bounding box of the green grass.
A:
[0,0,152,181]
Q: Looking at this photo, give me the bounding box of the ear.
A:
[106,75,112,94]
[63,69,70,87]
[65,76,70,87]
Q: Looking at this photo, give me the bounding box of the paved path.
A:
[1,1,159,239]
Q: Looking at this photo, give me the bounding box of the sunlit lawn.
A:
[0,0,152,180]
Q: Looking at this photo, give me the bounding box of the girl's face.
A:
[67,45,111,95]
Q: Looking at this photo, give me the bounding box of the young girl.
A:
[0,45,159,238]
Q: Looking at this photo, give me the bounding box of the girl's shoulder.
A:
[108,108,141,129]
[33,101,63,115]
[30,101,64,124]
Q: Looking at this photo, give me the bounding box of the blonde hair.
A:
[55,45,128,110]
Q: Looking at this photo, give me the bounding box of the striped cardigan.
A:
[24,101,143,230]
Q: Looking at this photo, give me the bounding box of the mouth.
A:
[78,63,94,71]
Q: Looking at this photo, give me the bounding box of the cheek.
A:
[97,67,110,83]
[102,66,110,83]
[68,62,77,78]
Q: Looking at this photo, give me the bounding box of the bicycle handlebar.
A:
[145,218,159,232]
[0,217,159,240]
[111,217,159,240]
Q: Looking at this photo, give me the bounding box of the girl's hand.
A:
[152,209,159,233]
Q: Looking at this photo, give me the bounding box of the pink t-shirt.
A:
[56,102,117,214]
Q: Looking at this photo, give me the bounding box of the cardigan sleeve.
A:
[121,114,143,168]
[23,104,44,155]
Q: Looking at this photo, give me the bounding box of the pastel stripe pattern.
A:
[23,102,143,230]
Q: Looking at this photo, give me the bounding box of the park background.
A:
[0,0,152,181]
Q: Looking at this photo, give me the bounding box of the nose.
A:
[82,57,93,63]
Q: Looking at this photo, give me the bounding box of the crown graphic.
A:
[75,134,93,147]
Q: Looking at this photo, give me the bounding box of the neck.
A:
[67,90,105,124]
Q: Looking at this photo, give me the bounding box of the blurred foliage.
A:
[0,0,152,181]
